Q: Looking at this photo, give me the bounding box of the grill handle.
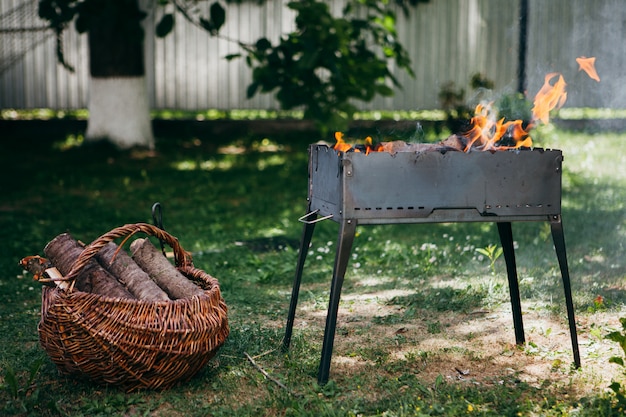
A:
[298,209,333,224]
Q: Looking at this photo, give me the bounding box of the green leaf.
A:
[606,331,626,345]
[74,15,89,33]
[376,84,394,96]
[209,2,226,32]
[255,38,272,51]
[199,17,213,32]
[609,381,623,394]
[155,13,175,38]
[609,356,625,366]
[247,82,260,99]
[224,53,242,61]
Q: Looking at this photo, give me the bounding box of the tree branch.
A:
[171,0,252,47]
[244,352,294,394]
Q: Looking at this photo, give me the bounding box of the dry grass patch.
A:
[283,279,625,402]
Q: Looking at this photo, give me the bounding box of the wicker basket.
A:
[38,223,229,392]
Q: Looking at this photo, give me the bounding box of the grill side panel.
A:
[309,145,343,219]
[309,145,562,223]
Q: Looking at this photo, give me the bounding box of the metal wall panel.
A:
[0,0,623,111]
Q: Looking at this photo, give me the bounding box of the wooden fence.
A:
[0,0,624,111]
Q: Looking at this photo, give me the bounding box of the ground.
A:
[272,276,623,400]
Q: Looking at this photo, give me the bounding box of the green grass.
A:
[1,122,626,416]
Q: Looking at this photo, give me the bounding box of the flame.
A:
[576,56,600,82]
[333,132,381,154]
[363,136,383,154]
[462,72,567,150]
[334,131,354,153]
[335,67,576,154]
[462,103,531,151]
[531,73,568,125]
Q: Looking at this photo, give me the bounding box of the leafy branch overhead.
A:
[39,0,428,132]
[237,0,418,133]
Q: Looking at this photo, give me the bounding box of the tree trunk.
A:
[130,238,205,299]
[96,242,171,301]
[84,0,154,149]
[44,233,136,299]
[85,77,154,149]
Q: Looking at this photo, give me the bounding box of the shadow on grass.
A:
[2,123,626,416]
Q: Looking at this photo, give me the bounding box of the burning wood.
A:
[334,62,597,154]
[333,131,469,155]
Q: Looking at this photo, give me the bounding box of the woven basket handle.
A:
[64,223,193,286]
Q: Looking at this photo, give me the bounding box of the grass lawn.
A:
[1,121,626,416]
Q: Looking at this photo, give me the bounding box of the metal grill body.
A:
[310,144,562,223]
[283,144,580,384]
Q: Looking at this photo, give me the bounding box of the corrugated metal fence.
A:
[1,0,624,111]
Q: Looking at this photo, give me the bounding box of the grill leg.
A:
[318,219,357,385]
[497,222,525,345]
[282,215,317,351]
[550,215,581,368]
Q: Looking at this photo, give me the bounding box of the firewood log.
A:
[437,134,467,151]
[44,233,136,299]
[95,242,171,302]
[130,238,205,299]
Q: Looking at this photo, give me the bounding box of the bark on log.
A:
[96,242,171,302]
[44,233,135,299]
[130,238,205,299]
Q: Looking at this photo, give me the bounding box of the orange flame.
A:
[576,56,600,82]
[463,72,567,150]
[334,132,354,152]
[531,73,568,125]
[335,67,576,154]
[463,103,531,151]
[333,132,381,154]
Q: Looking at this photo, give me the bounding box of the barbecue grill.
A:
[283,143,580,384]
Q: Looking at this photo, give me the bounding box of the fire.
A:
[576,56,600,82]
[334,57,593,154]
[333,132,380,154]
[531,73,568,125]
[462,103,531,151]
[463,72,568,151]
[333,132,353,153]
